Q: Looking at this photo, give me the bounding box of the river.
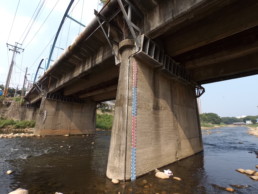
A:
[0,127,257,194]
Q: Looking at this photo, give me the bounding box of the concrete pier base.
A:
[106,40,202,180]
[35,98,96,135]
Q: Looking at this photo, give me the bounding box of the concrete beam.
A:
[192,52,258,84]
[164,1,258,56]
[79,85,117,98]
[63,65,119,96]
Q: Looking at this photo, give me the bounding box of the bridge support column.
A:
[107,39,202,180]
[35,98,96,135]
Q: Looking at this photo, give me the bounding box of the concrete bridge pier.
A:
[107,39,203,180]
[35,97,96,136]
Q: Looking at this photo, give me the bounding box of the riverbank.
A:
[247,126,258,137]
[0,128,35,138]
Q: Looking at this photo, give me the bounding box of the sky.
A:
[0,0,100,88]
[0,0,257,118]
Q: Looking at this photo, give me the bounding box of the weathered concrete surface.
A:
[2,101,38,121]
[35,98,96,135]
[107,40,202,180]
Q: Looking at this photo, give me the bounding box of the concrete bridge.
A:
[24,0,258,180]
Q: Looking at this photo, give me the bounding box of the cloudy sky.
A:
[0,0,257,117]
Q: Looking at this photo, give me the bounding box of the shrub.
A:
[14,120,36,129]
[96,114,113,130]
[0,119,15,128]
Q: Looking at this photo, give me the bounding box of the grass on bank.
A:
[96,114,113,130]
[0,119,35,129]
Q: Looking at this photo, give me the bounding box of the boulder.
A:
[236,168,245,173]
[8,188,28,194]
[225,187,234,192]
[244,169,255,175]
[111,179,119,184]
[6,170,13,175]
[155,171,170,179]
[173,177,182,181]
[250,176,258,181]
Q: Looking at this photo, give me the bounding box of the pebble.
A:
[236,168,245,173]
[244,169,255,175]
[111,179,119,184]
[142,179,148,184]
[8,188,28,194]
[91,142,95,145]
[225,187,235,192]
[6,170,13,175]
[55,192,63,194]
[173,177,182,181]
[250,176,258,181]
[64,134,69,137]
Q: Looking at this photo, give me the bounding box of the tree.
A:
[221,117,242,124]
[243,116,258,124]
[200,113,221,124]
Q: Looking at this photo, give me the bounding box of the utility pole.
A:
[4,42,24,97]
[21,67,28,97]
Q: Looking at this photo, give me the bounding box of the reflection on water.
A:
[0,127,257,193]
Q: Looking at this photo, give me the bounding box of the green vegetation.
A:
[200,113,221,124]
[96,114,113,130]
[0,119,35,129]
[200,112,258,128]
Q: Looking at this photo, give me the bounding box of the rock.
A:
[142,179,148,184]
[64,134,69,137]
[8,188,28,194]
[144,185,149,189]
[236,168,245,173]
[111,179,119,184]
[55,192,63,194]
[225,187,235,192]
[155,171,170,179]
[254,172,258,176]
[244,169,256,175]
[173,177,182,181]
[250,176,258,181]
[91,142,95,145]
[6,170,13,175]
[230,184,249,189]
[256,165,258,169]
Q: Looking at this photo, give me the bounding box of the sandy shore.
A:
[248,127,258,137]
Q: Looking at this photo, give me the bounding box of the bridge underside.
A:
[24,0,258,180]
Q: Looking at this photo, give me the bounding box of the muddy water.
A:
[0,127,257,194]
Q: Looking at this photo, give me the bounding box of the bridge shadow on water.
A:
[0,127,257,193]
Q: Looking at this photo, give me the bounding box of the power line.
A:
[24,0,60,49]
[28,34,55,69]
[7,0,21,43]
[20,0,46,45]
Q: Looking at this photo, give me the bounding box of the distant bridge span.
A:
[24,0,258,180]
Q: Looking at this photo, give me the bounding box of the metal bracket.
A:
[94,9,120,65]
[195,85,205,98]
[117,0,141,49]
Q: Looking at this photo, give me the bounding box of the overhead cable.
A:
[24,0,60,49]
[20,0,46,45]
[7,0,21,43]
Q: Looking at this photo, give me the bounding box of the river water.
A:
[0,127,257,194]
